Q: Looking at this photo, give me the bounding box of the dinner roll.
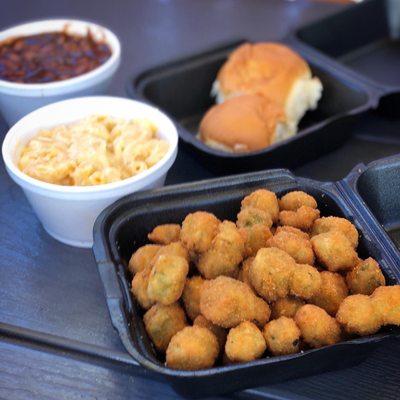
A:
[212,42,322,125]
[199,94,295,152]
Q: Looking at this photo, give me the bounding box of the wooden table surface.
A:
[1,1,400,399]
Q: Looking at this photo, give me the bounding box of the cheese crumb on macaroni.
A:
[18,115,169,186]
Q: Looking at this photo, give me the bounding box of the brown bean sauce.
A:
[0,30,112,83]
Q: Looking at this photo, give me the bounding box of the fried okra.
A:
[275,225,310,240]
[267,231,314,265]
[241,189,279,223]
[311,216,358,248]
[148,224,181,245]
[131,267,155,310]
[166,326,219,370]
[182,276,205,321]
[263,317,301,356]
[238,257,254,289]
[311,271,348,316]
[311,231,358,272]
[346,258,385,295]
[336,294,381,336]
[155,241,189,262]
[289,264,321,300]
[279,206,320,231]
[180,211,220,254]
[237,206,273,229]
[295,304,341,348]
[225,321,266,362]
[249,247,296,302]
[143,303,187,352]
[200,276,271,328]
[371,285,400,325]
[197,221,245,279]
[238,220,273,257]
[279,191,318,211]
[271,297,305,319]
[193,315,227,350]
[147,254,189,305]
[128,244,161,274]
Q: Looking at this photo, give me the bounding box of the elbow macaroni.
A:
[18,115,169,186]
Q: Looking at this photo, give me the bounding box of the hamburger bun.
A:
[212,42,322,125]
[199,94,295,152]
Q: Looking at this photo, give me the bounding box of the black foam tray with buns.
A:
[92,154,400,397]
[128,40,375,174]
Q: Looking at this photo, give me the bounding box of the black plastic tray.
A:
[129,41,375,174]
[294,0,400,93]
[92,162,400,398]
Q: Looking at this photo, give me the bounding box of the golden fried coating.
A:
[263,317,301,355]
[182,276,205,321]
[166,326,219,370]
[311,231,358,272]
[311,271,348,316]
[147,255,189,305]
[194,315,227,350]
[336,294,381,335]
[271,297,306,319]
[180,211,220,254]
[279,206,320,231]
[200,276,271,328]
[155,241,189,262]
[197,221,245,279]
[346,258,385,295]
[238,257,254,289]
[237,207,273,229]
[275,225,310,240]
[249,247,296,302]
[371,285,400,325]
[148,224,181,245]
[128,244,161,274]
[241,189,280,223]
[279,191,318,211]
[143,303,187,352]
[225,321,266,362]
[289,264,321,300]
[131,267,155,310]
[239,225,273,257]
[294,304,341,348]
[267,231,314,265]
[311,216,358,248]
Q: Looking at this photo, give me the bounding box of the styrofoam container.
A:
[0,19,121,125]
[2,96,178,248]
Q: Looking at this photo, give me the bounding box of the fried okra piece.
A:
[336,294,382,336]
[155,241,189,262]
[180,211,220,254]
[249,247,297,302]
[263,317,301,356]
[267,231,315,265]
[311,271,348,316]
[289,264,321,300]
[241,189,280,223]
[311,231,358,272]
[279,206,320,231]
[148,224,181,245]
[279,191,318,211]
[200,276,271,328]
[225,321,266,363]
[271,297,306,319]
[182,276,205,321]
[371,285,400,325]
[194,315,227,350]
[237,206,273,229]
[128,244,161,274]
[143,303,187,352]
[166,326,219,370]
[275,225,310,240]
[311,216,358,248]
[295,304,341,348]
[147,255,189,305]
[197,221,245,279]
[238,221,273,257]
[131,267,155,310]
[238,257,254,289]
[346,258,385,295]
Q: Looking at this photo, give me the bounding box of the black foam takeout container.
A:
[129,40,374,174]
[93,155,400,397]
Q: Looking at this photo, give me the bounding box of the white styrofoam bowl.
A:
[0,19,121,125]
[2,96,178,248]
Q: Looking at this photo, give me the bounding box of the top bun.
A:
[213,42,322,124]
